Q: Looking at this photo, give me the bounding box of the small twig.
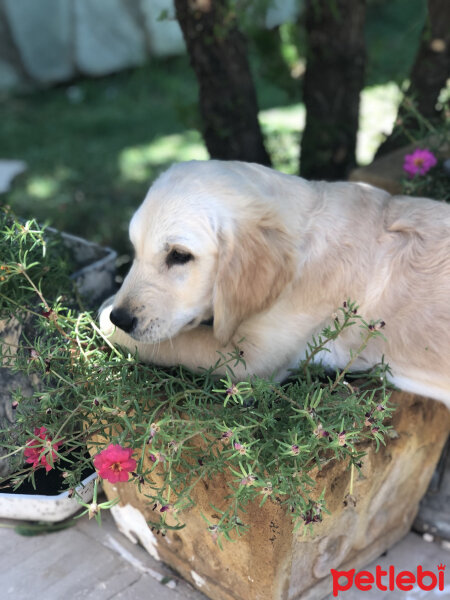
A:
[19,267,50,312]
[349,460,355,496]
[329,330,375,392]
[88,317,124,359]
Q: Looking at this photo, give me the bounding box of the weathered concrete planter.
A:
[96,391,449,600]
[414,436,450,540]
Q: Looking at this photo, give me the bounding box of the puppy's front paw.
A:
[98,295,140,356]
[98,295,116,338]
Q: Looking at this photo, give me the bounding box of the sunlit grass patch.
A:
[26,176,60,200]
[258,83,402,174]
[260,103,305,174]
[119,131,208,182]
[357,82,402,165]
[25,166,76,200]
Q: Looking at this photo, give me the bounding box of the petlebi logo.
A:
[331,563,446,597]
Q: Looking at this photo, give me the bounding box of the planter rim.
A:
[54,229,117,278]
[0,471,97,522]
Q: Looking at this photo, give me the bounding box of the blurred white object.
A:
[266,0,302,29]
[141,0,185,57]
[0,160,27,193]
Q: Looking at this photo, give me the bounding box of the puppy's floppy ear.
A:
[213,214,295,346]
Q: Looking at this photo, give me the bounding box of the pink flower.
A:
[24,426,61,472]
[93,444,137,483]
[403,148,437,177]
[233,441,247,455]
[240,474,256,486]
[148,452,165,463]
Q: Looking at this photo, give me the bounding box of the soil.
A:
[1,461,94,496]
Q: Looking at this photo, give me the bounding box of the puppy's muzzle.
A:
[109,307,137,334]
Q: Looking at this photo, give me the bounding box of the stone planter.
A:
[94,391,449,600]
[414,436,450,541]
[349,144,410,195]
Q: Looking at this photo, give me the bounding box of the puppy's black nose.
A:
[109,308,137,333]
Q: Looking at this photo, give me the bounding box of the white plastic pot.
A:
[0,472,97,522]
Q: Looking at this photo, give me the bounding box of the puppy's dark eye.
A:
[166,249,194,267]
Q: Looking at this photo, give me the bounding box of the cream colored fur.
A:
[100,160,450,408]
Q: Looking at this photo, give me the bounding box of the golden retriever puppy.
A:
[100,160,450,408]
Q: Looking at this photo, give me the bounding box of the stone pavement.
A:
[0,507,206,600]
[0,506,449,600]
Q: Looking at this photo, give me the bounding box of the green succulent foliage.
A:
[0,210,394,544]
[0,208,74,321]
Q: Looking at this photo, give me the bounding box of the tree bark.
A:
[174,0,271,166]
[375,0,450,157]
[300,0,366,180]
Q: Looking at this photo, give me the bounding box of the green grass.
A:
[1,58,205,256]
[0,54,298,260]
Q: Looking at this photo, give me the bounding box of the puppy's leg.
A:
[99,298,252,379]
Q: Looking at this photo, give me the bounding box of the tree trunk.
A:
[300,0,366,180]
[174,0,271,166]
[375,0,450,157]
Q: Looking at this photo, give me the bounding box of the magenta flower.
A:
[233,442,247,455]
[93,444,137,483]
[403,148,437,177]
[240,474,256,486]
[148,451,165,464]
[24,426,61,472]
[220,430,233,444]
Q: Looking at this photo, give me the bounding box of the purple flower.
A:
[149,452,165,463]
[403,148,437,178]
[226,385,238,396]
[338,431,347,447]
[240,474,256,486]
[233,442,247,455]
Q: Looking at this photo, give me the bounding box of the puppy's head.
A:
[110,161,295,346]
